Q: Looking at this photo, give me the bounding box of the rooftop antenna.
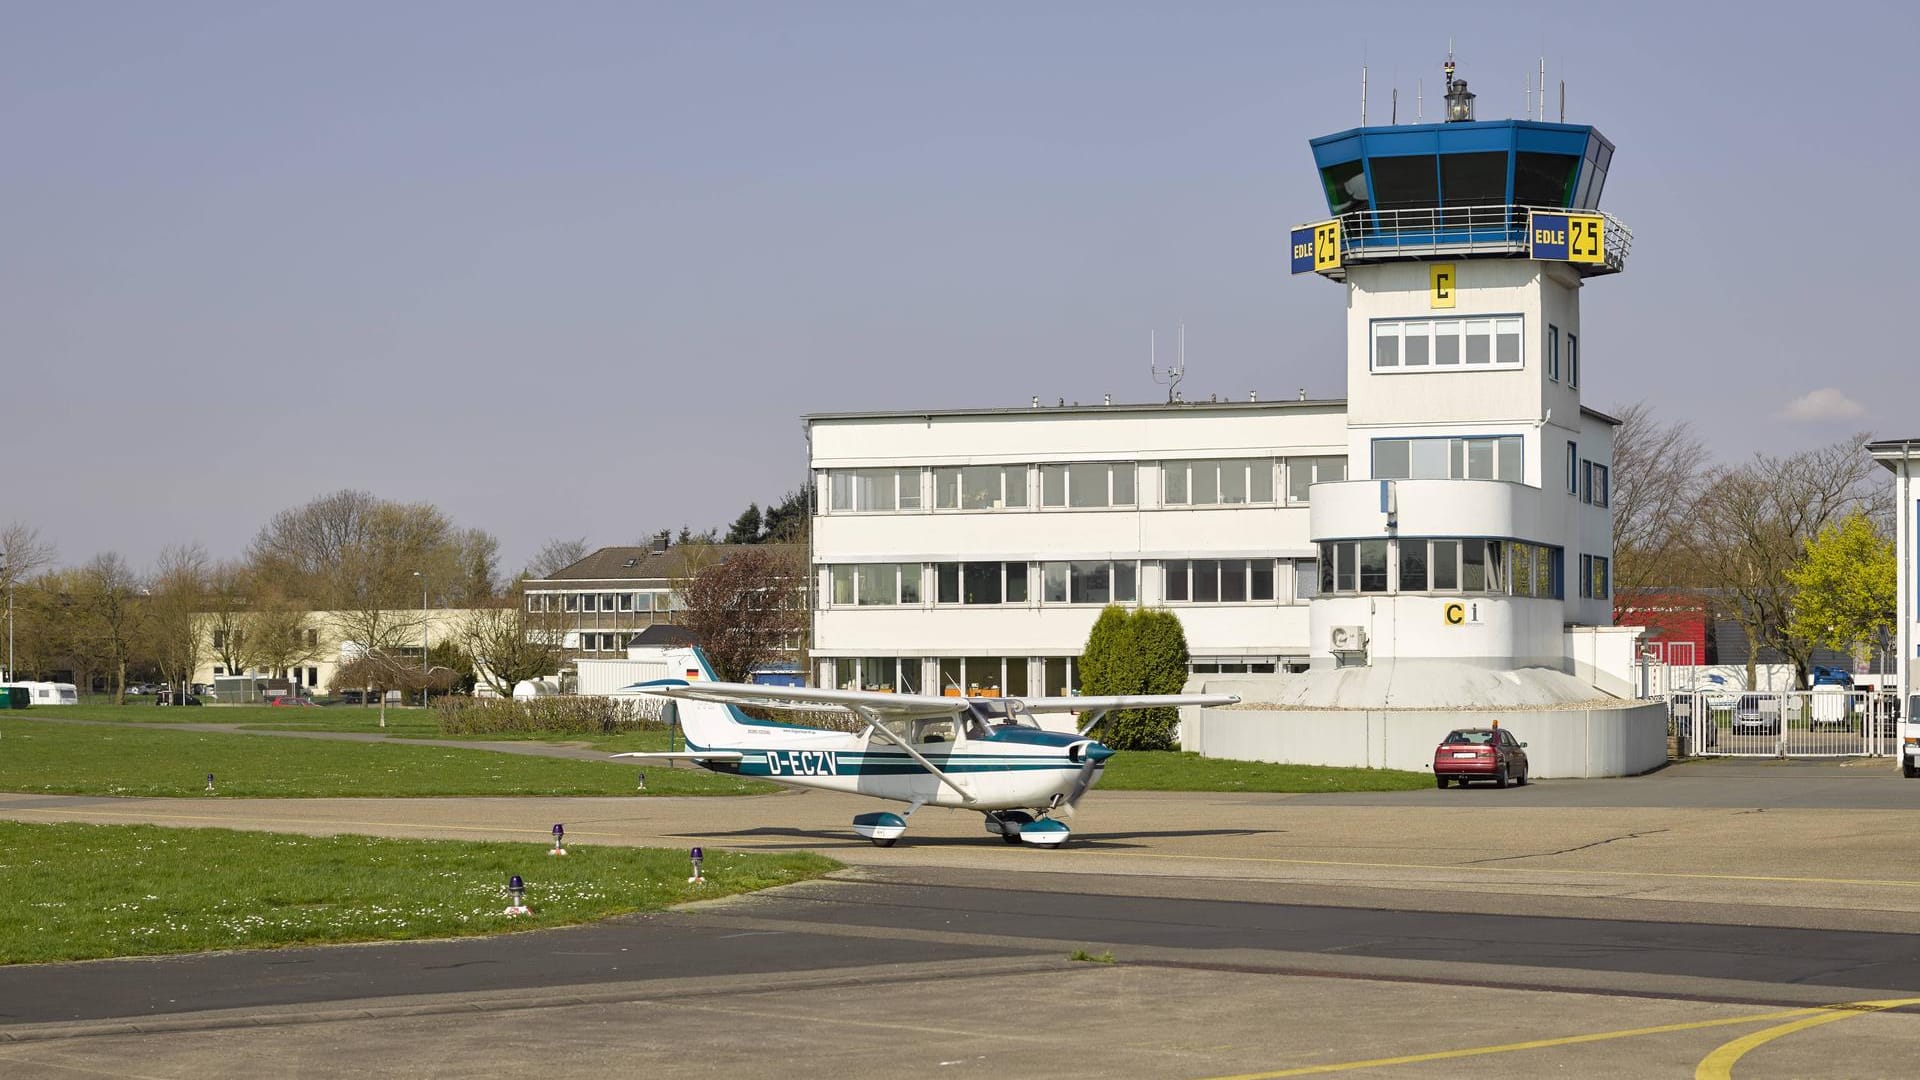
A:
[1150,325,1187,404]
[1360,64,1368,124]
[1443,45,1475,123]
[1417,78,1423,122]
[1559,78,1565,122]
[1391,86,1398,124]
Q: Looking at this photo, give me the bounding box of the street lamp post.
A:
[2,559,11,683]
[412,571,429,706]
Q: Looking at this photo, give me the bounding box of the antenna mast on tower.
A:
[1150,326,1187,404]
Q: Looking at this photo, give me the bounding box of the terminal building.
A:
[806,62,1667,773]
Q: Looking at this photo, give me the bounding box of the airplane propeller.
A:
[1060,740,1115,816]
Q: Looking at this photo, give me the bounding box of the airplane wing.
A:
[610,751,745,763]
[1012,694,1241,713]
[625,680,971,718]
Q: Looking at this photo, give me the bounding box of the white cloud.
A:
[1780,388,1867,422]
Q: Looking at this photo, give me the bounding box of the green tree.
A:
[760,489,810,544]
[1785,512,1896,662]
[724,504,764,545]
[1078,606,1191,750]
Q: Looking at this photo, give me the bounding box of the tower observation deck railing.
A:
[1332,204,1632,273]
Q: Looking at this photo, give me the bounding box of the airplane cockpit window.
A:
[915,718,956,743]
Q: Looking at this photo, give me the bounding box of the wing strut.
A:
[854,705,976,804]
[1076,709,1108,737]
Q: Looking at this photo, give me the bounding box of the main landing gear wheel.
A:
[986,810,1035,844]
[853,811,908,847]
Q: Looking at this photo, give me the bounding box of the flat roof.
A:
[807,398,1624,427]
[805,398,1346,423]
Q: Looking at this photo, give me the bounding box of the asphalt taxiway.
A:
[3,760,1919,1077]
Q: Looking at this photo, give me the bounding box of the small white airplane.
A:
[614,648,1238,847]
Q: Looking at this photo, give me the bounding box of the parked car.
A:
[1733,693,1782,735]
[1433,727,1529,788]
[155,692,202,706]
[269,695,318,707]
[1667,694,1719,748]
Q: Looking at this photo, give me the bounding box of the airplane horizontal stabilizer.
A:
[610,751,745,763]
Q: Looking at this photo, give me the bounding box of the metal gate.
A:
[1671,690,1899,758]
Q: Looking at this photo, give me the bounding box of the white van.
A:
[1,681,79,705]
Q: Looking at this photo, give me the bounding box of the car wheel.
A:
[1904,758,1919,779]
[1435,775,1449,789]
[1495,764,1509,789]
[1517,766,1529,787]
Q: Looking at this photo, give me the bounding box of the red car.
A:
[1433,727,1529,788]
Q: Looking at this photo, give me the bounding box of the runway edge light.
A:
[549,823,567,856]
[505,874,530,916]
[205,773,214,794]
[689,846,704,884]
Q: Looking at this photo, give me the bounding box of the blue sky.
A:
[4,1,1916,572]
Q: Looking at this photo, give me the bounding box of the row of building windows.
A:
[1546,325,1580,387]
[1373,435,1524,482]
[1372,316,1525,371]
[1562,443,1611,507]
[819,457,1351,514]
[211,629,321,650]
[826,654,1307,696]
[1577,554,1612,600]
[826,559,1322,608]
[576,633,632,652]
[1317,538,1575,598]
[527,591,675,614]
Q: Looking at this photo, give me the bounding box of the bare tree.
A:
[0,523,56,680]
[1608,401,1709,599]
[242,587,320,682]
[75,553,147,702]
[1689,435,1882,688]
[672,545,808,682]
[329,649,460,725]
[525,537,591,579]
[203,561,254,677]
[147,544,211,694]
[250,491,497,653]
[458,600,568,698]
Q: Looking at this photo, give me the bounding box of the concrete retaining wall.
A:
[1178,700,1669,778]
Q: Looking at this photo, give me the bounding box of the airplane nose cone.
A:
[1086,742,1115,763]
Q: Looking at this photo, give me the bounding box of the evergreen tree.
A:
[725,503,764,545]
[1078,606,1191,750]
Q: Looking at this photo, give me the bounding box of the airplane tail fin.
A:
[626,646,753,750]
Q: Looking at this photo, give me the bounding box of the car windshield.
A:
[1443,730,1495,745]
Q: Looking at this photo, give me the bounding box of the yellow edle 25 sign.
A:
[1313,221,1341,271]
[1430,263,1456,308]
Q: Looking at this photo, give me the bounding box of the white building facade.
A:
[807,401,1348,694]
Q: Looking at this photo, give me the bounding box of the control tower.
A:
[1292,59,1632,686]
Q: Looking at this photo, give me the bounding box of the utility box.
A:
[0,686,29,709]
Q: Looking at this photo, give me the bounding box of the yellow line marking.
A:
[1201,1003,1854,1079]
[1694,996,1920,1079]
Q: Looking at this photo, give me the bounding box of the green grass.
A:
[1097,751,1431,793]
[1068,949,1116,963]
[37,703,674,752]
[0,820,837,964]
[0,715,775,798]
[24,705,1433,794]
